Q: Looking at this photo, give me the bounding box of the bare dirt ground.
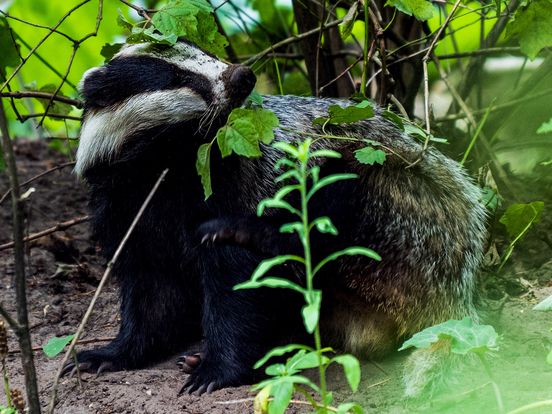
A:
[1,141,551,414]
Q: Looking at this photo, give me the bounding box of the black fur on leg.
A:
[180,244,303,394]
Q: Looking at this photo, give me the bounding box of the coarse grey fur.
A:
[75,40,487,397]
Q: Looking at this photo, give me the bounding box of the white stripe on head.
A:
[75,88,207,175]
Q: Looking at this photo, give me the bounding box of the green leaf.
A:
[217,108,279,158]
[196,143,213,200]
[382,109,404,131]
[151,0,227,56]
[273,142,300,158]
[537,117,552,134]
[480,187,501,211]
[313,247,381,275]
[43,334,75,358]
[302,290,322,334]
[127,26,178,45]
[288,350,329,371]
[268,381,293,414]
[354,147,387,165]
[100,43,123,63]
[247,90,264,106]
[340,2,359,40]
[507,0,552,59]
[117,11,135,31]
[308,173,358,199]
[533,295,552,311]
[249,255,304,281]
[313,101,375,125]
[311,216,338,235]
[332,355,361,392]
[385,0,435,21]
[336,402,364,414]
[258,198,300,216]
[499,201,544,240]
[310,149,342,159]
[255,344,312,369]
[399,317,499,355]
[279,222,303,235]
[234,277,305,294]
[0,17,20,75]
[35,84,73,116]
[547,349,552,365]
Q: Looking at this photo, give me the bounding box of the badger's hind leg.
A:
[180,245,302,395]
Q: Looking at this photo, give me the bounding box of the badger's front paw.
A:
[61,348,126,377]
[178,358,252,396]
[198,218,253,247]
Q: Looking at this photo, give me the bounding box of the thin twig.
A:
[0,161,76,207]
[0,0,92,93]
[243,18,343,66]
[0,216,89,251]
[0,92,82,108]
[46,168,169,414]
[407,0,463,169]
[19,113,82,122]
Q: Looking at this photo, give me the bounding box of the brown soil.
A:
[1,141,551,414]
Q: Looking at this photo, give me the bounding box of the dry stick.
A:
[46,168,169,414]
[19,113,82,122]
[118,0,153,21]
[0,161,76,207]
[0,216,89,251]
[242,18,343,66]
[0,10,74,42]
[0,0,91,94]
[0,94,41,414]
[0,92,82,108]
[407,0,463,169]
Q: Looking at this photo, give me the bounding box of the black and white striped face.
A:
[75,40,256,175]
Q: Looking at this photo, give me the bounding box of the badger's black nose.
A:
[223,64,257,102]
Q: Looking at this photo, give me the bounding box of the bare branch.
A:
[0,215,89,251]
[0,161,76,207]
[0,92,82,108]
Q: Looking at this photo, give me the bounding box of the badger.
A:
[67,39,486,396]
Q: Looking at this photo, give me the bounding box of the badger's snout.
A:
[222,64,256,103]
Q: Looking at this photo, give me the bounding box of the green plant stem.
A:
[298,151,328,412]
[507,400,552,414]
[360,0,369,97]
[477,354,504,414]
[2,361,11,408]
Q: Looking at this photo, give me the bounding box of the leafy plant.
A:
[400,318,503,412]
[196,97,279,199]
[235,139,381,414]
[498,201,545,271]
[42,335,75,359]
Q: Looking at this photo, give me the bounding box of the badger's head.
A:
[75,40,256,175]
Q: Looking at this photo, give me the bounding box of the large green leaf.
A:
[313,100,375,125]
[385,0,435,21]
[499,201,544,240]
[332,354,361,392]
[354,146,386,166]
[399,317,499,355]
[507,0,552,60]
[152,0,227,56]
[217,108,279,158]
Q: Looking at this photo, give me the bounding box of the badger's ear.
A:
[79,66,115,109]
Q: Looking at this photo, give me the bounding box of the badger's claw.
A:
[177,353,203,374]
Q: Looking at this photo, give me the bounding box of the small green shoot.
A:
[236,139,381,413]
